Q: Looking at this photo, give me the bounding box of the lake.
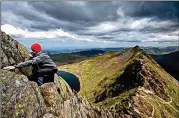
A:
[57,71,80,92]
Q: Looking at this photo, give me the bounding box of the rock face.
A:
[1,31,32,76]
[1,70,46,118]
[40,82,119,118]
[1,32,120,118]
[1,70,120,118]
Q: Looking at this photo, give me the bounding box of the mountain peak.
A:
[132,45,142,52]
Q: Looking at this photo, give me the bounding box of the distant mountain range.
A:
[45,46,178,55]
[48,46,178,66]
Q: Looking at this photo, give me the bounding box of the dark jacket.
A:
[16,52,57,71]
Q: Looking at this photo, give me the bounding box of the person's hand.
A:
[28,53,33,58]
[3,66,16,70]
[14,64,18,68]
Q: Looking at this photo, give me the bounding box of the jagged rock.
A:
[1,31,32,76]
[40,82,120,118]
[40,82,64,116]
[1,70,46,118]
[62,96,120,118]
[54,74,74,100]
[1,69,119,118]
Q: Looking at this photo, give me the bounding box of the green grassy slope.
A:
[60,47,140,102]
[60,46,179,117]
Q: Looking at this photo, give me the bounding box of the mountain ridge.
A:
[60,45,179,117]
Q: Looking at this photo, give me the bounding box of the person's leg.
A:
[44,71,54,83]
[28,73,37,82]
[37,72,44,86]
[43,72,61,94]
[37,76,44,86]
[28,72,43,86]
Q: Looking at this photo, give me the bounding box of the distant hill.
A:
[49,49,106,66]
[143,46,178,55]
[73,49,106,57]
[152,50,179,81]
[92,46,178,55]
[60,46,179,117]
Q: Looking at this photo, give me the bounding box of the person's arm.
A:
[15,56,42,68]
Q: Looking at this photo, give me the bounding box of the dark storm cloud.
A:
[4,1,118,31]
[1,2,89,32]
[28,1,179,24]
[140,26,178,34]
[25,1,120,31]
[121,1,179,20]
[2,2,44,22]
[2,1,178,32]
[29,2,93,22]
[1,1,179,46]
[29,1,118,23]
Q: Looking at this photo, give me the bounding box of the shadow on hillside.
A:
[94,59,144,103]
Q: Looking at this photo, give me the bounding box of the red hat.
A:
[31,43,42,52]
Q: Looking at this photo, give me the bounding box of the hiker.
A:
[14,43,58,86]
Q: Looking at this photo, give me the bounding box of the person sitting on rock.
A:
[14,43,58,86]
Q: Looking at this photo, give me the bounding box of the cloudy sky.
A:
[1,1,179,50]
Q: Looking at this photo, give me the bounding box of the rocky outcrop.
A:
[1,69,120,118]
[40,82,120,118]
[1,31,32,76]
[1,31,120,118]
[1,70,46,118]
